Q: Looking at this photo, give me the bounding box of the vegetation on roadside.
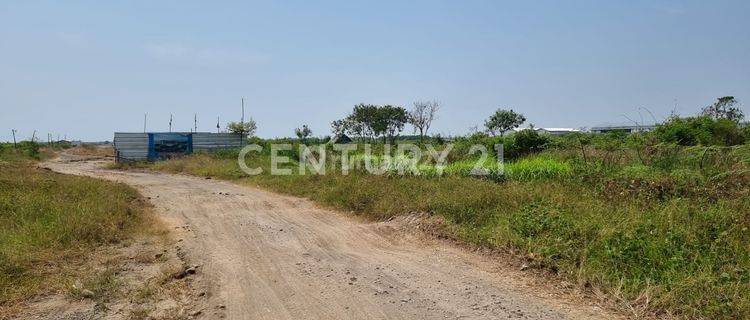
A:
[0,142,150,315]
[107,97,750,319]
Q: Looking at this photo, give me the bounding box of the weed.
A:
[0,151,147,312]
[118,140,750,318]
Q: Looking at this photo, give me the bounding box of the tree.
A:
[485,109,526,136]
[408,100,439,142]
[373,105,408,143]
[701,96,744,123]
[227,119,257,137]
[331,104,407,142]
[331,119,348,136]
[350,104,379,140]
[295,124,313,142]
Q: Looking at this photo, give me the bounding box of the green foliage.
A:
[592,131,627,151]
[484,108,526,136]
[0,142,42,162]
[701,96,744,123]
[449,132,503,162]
[742,125,750,142]
[504,157,572,181]
[655,116,745,146]
[294,124,312,141]
[375,105,409,142]
[125,134,750,318]
[618,164,659,180]
[505,129,550,158]
[227,119,258,137]
[0,162,147,306]
[443,158,499,178]
[333,104,408,142]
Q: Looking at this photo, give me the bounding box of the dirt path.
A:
[44,156,618,320]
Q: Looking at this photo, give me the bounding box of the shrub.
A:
[449,132,504,162]
[506,129,549,158]
[646,143,682,172]
[655,116,745,146]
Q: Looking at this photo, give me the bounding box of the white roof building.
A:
[512,127,581,136]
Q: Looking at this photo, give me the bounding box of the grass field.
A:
[126,138,750,319]
[0,144,150,314]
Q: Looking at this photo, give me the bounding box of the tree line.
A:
[226,95,745,147]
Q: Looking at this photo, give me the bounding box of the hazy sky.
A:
[1,1,749,141]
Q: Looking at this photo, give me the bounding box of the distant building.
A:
[589,124,656,134]
[513,127,581,136]
[536,128,581,136]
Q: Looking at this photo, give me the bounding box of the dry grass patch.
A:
[0,160,153,317]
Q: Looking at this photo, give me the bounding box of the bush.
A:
[655,116,745,146]
[448,132,504,162]
[592,131,627,151]
[506,129,550,158]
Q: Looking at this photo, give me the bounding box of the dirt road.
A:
[45,156,616,320]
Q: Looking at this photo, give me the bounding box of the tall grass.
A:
[504,157,572,181]
[134,143,750,319]
[0,149,149,313]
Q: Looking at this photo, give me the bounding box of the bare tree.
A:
[408,100,439,142]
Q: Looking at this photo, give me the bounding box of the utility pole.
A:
[216,116,220,133]
[194,113,198,132]
[144,113,147,133]
[241,98,245,146]
[11,129,17,148]
[31,130,36,143]
[169,114,173,132]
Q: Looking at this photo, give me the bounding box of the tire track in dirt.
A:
[45,155,618,320]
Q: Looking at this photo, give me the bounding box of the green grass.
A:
[0,145,150,314]
[504,157,572,181]
[126,146,750,319]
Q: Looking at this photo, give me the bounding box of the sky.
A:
[1,0,749,141]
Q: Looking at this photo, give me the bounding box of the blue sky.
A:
[1,0,749,141]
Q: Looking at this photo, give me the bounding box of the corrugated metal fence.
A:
[114,132,243,162]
